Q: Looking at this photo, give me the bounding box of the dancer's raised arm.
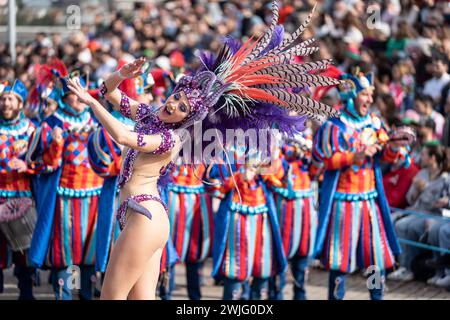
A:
[68,78,175,154]
[101,57,146,121]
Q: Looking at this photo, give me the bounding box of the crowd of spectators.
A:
[0,0,449,289]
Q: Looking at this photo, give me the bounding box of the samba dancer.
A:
[86,68,178,297]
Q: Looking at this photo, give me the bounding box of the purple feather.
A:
[224,35,242,54]
[261,25,285,56]
[199,51,216,71]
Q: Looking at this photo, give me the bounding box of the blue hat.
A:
[338,71,374,121]
[53,69,87,97]
[338,72,373,101]
[1,80,28,103]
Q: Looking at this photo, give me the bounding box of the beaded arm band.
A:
[99,82,132,120]
[119,91,132,119]
[136,103,152,121]
[135,129,175,153]
[152,130,176,155]
[137,132,146,147]
[99,82,107,97]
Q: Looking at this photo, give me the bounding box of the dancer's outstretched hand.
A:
[67,78,95,106]
[119,57,146,78]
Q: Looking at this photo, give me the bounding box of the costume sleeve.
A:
[0,156,15,173]
[261,158,284,188]
[312,121,355,170]
[117,90,134,120]
[218,173,237,195]
[204,163,234,198]
[26,122,64,174]
[88,127,122,177]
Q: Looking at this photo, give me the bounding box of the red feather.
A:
[229,87,287,106]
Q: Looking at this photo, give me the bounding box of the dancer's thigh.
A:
[128,248,163,300]
[101,203,170,299]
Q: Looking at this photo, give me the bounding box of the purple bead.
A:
[117,105,176,190]
[152,130,175,155]
[99,82,107,97]
[117,194,168,230]
[137,132,146,147]
[120,91,132,119]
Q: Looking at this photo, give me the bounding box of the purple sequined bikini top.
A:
[117,103,177,189]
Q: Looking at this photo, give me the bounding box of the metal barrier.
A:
[390,207,450,255]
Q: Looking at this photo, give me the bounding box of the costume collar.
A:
[0,112,32,136]
[0,112,23,127]
[54,107,93,133]
[340,108,374,130]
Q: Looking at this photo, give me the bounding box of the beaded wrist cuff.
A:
[137,132,146,147]
[119,91,132,119]
[99,82,107,97]
[153,130,175,155]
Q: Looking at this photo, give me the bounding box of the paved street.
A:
[1,259,449,300]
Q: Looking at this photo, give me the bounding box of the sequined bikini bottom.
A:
[117,194,168,230]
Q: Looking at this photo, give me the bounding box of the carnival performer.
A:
[268,131,318,300]
[65,1,340,299]
[87,67,178,298]
[312,69,415,300]
[166,163,213,300]
[87,63,141,275]
[0,80,36,300]
[206,151,287,300]
[26,62,104,300]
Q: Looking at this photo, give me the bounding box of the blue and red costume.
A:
[208,162,287,300]
[26,73,105,300]
[268,136,318,300]
[165,164,213,300]
[0,80,36,299]
[312,72,402,300]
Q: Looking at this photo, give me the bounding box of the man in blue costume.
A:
[313,68,412,300]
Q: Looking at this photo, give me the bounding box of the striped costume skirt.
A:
[0,197,32,269]
[321,197,395,273]
[168,188,213,263]
[220,210,277,281]
[45,195,99,268]
[274,194,317,259]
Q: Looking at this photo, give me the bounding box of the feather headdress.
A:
[173,1,341,133]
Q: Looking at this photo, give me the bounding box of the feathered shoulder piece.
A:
[173,1,341,134]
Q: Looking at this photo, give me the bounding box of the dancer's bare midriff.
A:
[118,148,173,228]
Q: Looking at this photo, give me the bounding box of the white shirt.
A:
[424,73,450,102]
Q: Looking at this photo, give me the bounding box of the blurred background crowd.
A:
[0,0,450,291]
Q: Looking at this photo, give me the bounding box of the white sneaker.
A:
[435,275,450,289]
[426,275,441,286]
[387,267,406,280]
[387,267,414,282]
